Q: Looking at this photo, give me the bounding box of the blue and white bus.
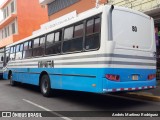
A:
[3,5,156,97]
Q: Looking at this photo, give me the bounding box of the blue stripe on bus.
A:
[3,68,156,93]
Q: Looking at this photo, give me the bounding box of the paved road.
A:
[0,80,160,120]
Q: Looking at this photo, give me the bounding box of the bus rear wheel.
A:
[40,75,52,97]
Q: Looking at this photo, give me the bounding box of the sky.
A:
[0,0,5,21]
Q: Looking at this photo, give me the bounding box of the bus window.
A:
[33,37,45,57]
[10,46,15,60]
[86,19,94,35]
[33,38,40,48]
[10,47,13,53]
[24,42,28,50]
[29,41,32,49]
[15,44,23,60]
[55,32,61,42]
[20,44,23,51]
[23,41,32,58]
[46,31,61,55]
[94,18,101,33]
[85,17,101,50]
[63,24,83,53]
[74,24,84,38]
[16,45,20,52]
[39,36,45,55]
[40,36,45,46]
[46,32,54,46]
[64,26,74,40]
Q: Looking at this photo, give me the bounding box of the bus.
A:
[3,5,156,97]
[0,48,5,79]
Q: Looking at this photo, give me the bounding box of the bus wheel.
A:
[9,74,16,86]
[40,75,52,97]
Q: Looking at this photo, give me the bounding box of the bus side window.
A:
[16,43,23,60]
[85,17,101,50]
[63,24,83,53]
[33,36,45,57]
[23,41,32,58]
[94,17,101,33]
[46,32,54,46]
[29,41,32,49]
[53,31,61,54]
[55,32,60,42]
[46,31,62,55]
[46,32,55,55]
[23,41,28,59]
[33,38,40,48]
[10,46,16,60]
[74,24,84,38]
[15,44,20,60]
[39,36,45,55]
[33,38,40,56]
[40,36,45,46]
[86,19,94,35]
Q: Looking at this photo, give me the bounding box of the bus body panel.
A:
[4,67,103,93]
[3,5,157,94]
[4,67,156,93]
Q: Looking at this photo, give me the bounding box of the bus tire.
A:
[40,75,52,97]
[9,73,16,86]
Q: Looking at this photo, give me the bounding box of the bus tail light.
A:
[105,74,120,81]
[148,74,156,80]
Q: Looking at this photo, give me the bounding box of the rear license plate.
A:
[132,75,138,80]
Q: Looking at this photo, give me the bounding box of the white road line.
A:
[23,99,72,120]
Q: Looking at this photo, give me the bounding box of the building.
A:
[0,0,48,48]
[39,0,108,21]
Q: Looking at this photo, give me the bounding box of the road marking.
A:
[23,99,72,120]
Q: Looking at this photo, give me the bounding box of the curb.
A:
[121,92,160,102]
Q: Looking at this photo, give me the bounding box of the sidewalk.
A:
[143,80,160,96]
[120,80,160,102]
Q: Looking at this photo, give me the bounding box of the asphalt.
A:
[149,80,160,96]
[1,79,160,120]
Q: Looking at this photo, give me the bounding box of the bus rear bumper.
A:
[102,79,156,93]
